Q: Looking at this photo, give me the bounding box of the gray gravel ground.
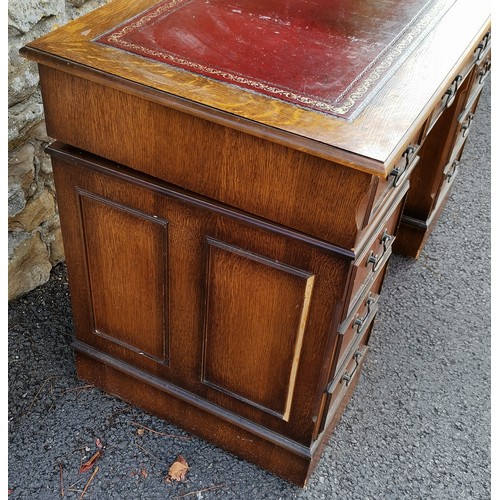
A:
[8,78,490,499]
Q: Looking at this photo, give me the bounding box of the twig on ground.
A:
[59,462,65,497]
[79,466,99,499]
[21,376,58,417]
[60,384,95,396]
[130,421,191,440]
[136,443,168,465]
[67,477,85,490]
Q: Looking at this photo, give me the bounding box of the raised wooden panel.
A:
[78,190,169,364]
[202,238,315,421]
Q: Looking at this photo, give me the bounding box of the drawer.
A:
[442,157,460,188]
[424,49,479,137]
[448,92,481,163]
[430,154,462,219]
[453,108,476,157]
[317,331,371,435]
[473,30,492,67]
[435,127,469,207]
[336,288,380,378]
[369,140,420,221]
[467,48,491,108]
[329,345,368,410]
[427,73,469,135]
[347,193,406,316]
[431,133,467,216]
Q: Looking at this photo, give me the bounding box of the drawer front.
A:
[467,46,491,108]
[473,30,492,69]
[432,152,461,213]
[317,326,372,435]
[427,72,470,135]
[442,157,460,189]
[347,194,406,316]
[336,289,379,378]
[336,257,389,375]
[451,107,476,160]
[445,91,481,179]
[369,140,420,220]
[329,344,369,412]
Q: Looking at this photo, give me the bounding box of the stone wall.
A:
[8,0,110,300]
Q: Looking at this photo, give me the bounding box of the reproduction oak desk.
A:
[21,0,491,486]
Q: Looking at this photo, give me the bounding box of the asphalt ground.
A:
[7,78,491,499]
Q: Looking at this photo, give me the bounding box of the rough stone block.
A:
[8,0,66,34]
[8,98,44,145]
[8,143,36,217]
[9,189,56,232]
[42,216,65,264]
[8,231,52,300]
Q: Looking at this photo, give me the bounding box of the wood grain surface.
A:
[21,0,490,174]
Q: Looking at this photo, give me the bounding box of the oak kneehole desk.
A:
[21,0,491,486]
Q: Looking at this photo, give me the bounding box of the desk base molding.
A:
[74,342,365,487]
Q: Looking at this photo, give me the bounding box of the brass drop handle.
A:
[461,113,474,138]
[366,230,393,272]
[342,351,363,387]
[443,75,463,108]
[475,42,486,63]
[389,146,415,187]
[475,31,491,63]
[478,60,491,84]
[446,160,459,183]
[353,295,375,333]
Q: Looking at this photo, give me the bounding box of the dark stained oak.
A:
[36,65,375,249]
[49,146,359,446]
[394,41,490,257]
[78,192,169,364]
[22,0,491,486]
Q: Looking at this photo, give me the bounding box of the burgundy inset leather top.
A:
[97,0,454,119]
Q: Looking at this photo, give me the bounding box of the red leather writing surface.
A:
[97,0,454,119]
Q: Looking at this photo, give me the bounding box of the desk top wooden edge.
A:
[21,0,490,177]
